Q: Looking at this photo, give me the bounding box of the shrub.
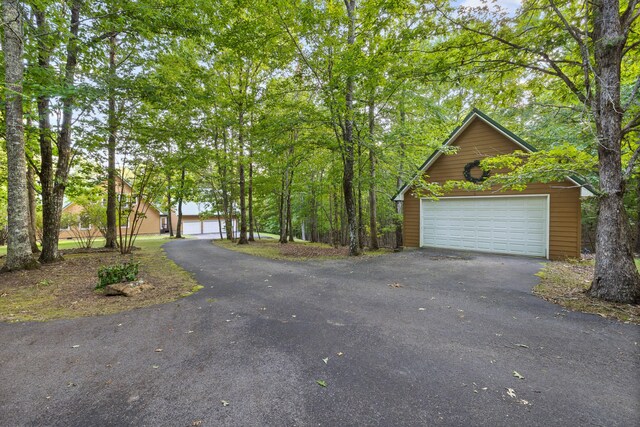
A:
[96,261,140,289]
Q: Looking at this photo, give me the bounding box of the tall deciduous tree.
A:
[439,0,640,303]
[2,0,37,271]
[33,0,81,263]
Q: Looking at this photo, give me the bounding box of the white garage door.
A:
[203,220,223,234]
[182,221,202,235]
[421,196,548,257]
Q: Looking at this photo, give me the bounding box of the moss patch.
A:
[214,238,392,261]
[0,237,201,323]
[534,260,640,324]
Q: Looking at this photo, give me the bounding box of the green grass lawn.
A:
[214,237,392,261]
[0,234,173,256]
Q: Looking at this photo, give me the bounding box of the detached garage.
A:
[395,109,592,260]
[179,202,237,236]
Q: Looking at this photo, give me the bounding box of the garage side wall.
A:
[403,119,581,260]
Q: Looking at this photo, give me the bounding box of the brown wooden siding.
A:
[59,177,161,239]
[403,118,582,260]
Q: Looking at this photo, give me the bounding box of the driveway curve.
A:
[1,239,638,426]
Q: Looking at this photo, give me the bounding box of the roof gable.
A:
[393,109,594,200]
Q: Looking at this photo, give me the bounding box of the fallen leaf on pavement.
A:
[316,380,327,387]
[221,400,230,407]
[388,283,403,288]
[322,358,329,364]
[513,371,525,380]
[506,388,516,398]
[337,352,344,356]
[515,344,529,348]
[155,348,163,352]
[71,345,80,348]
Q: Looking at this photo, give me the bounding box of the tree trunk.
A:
[34,5,55,261]
[287,178,294,242]
[368,97,379,250]
[310,179,319,243]
[343,0,360,256]
[357,140,364,249]
[248,151,255,241]
[2,0,37,270]
[218,131,233,240]
[394,89,407,251]
[39,0,80,263]
[587,0,640,303]
[27,164,39,253]
[636,178,640,253]
[105,33,118,249]
[238,108,248,244]
[279,171,287,244]
[166,173,174,236]
[175,165,185,238]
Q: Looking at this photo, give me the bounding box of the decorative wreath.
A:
[463,160,490,183]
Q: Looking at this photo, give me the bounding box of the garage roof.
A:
[392,109,596,201]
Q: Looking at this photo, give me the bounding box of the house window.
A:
[117,194,133,210]
[78,222,91,230]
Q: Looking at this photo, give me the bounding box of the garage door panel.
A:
[183,221,201,235]
[421,196,547,257]
[203,220,225,234]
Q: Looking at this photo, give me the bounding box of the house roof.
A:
[392,108,596,201]
[179,201,213,216]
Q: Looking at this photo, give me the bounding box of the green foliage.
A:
[96,262,140,289]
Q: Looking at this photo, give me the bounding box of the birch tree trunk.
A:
[2,0,37,270]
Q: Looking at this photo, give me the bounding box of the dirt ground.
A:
[0,239,199,322]
[214,238,391,260]
[534,260,640,324]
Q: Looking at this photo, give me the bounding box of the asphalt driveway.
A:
[1,239,638,426]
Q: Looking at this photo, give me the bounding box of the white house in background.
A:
[178,201,237,236]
